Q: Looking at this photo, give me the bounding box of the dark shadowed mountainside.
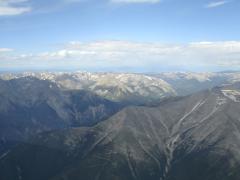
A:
[0,77,123,156]
[1,83,240,180]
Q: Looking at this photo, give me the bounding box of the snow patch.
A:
[216,96,227,106]
[222,90,240,102]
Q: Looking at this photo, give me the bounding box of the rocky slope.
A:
[0,77,123,155]
[0,72,176,104]
[1,83,240,180]
[3,71,240,101]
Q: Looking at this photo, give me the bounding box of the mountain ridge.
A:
[1,83,240,180]
[0,77,123,156]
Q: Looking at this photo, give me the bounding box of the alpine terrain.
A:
[1,82,240,180]
[0,77,123,156]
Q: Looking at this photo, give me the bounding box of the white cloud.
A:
[110,0,160,4]
[0,6,31,15]
[2,41,240,71]
[0,0,31,16]
[205,1,230,8]
[0,48,13,52]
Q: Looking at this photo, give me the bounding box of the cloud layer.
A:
[1,41,240,71]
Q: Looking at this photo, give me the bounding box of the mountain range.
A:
[0,72,176,104]
[0,77,123,156]
[2,71,240,101]
[1,72,240,180]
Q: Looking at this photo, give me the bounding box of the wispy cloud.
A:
[0,0,31,16]
[0,48,13,52]
[206,1,230,8]
[24,0,88,15]
[110,0,161,4]
[0,0,159,16]
[63,0,86,3]
[2,41,240,71]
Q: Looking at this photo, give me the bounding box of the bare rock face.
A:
[1,83,240,180]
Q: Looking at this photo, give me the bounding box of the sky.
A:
[0,0,240,72]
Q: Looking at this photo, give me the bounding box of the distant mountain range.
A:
[152,72,240,95]
[1,82,240,180]
[2,71,240,102]
[0,72,176,104]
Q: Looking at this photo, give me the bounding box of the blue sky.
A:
[0,0,240,72]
